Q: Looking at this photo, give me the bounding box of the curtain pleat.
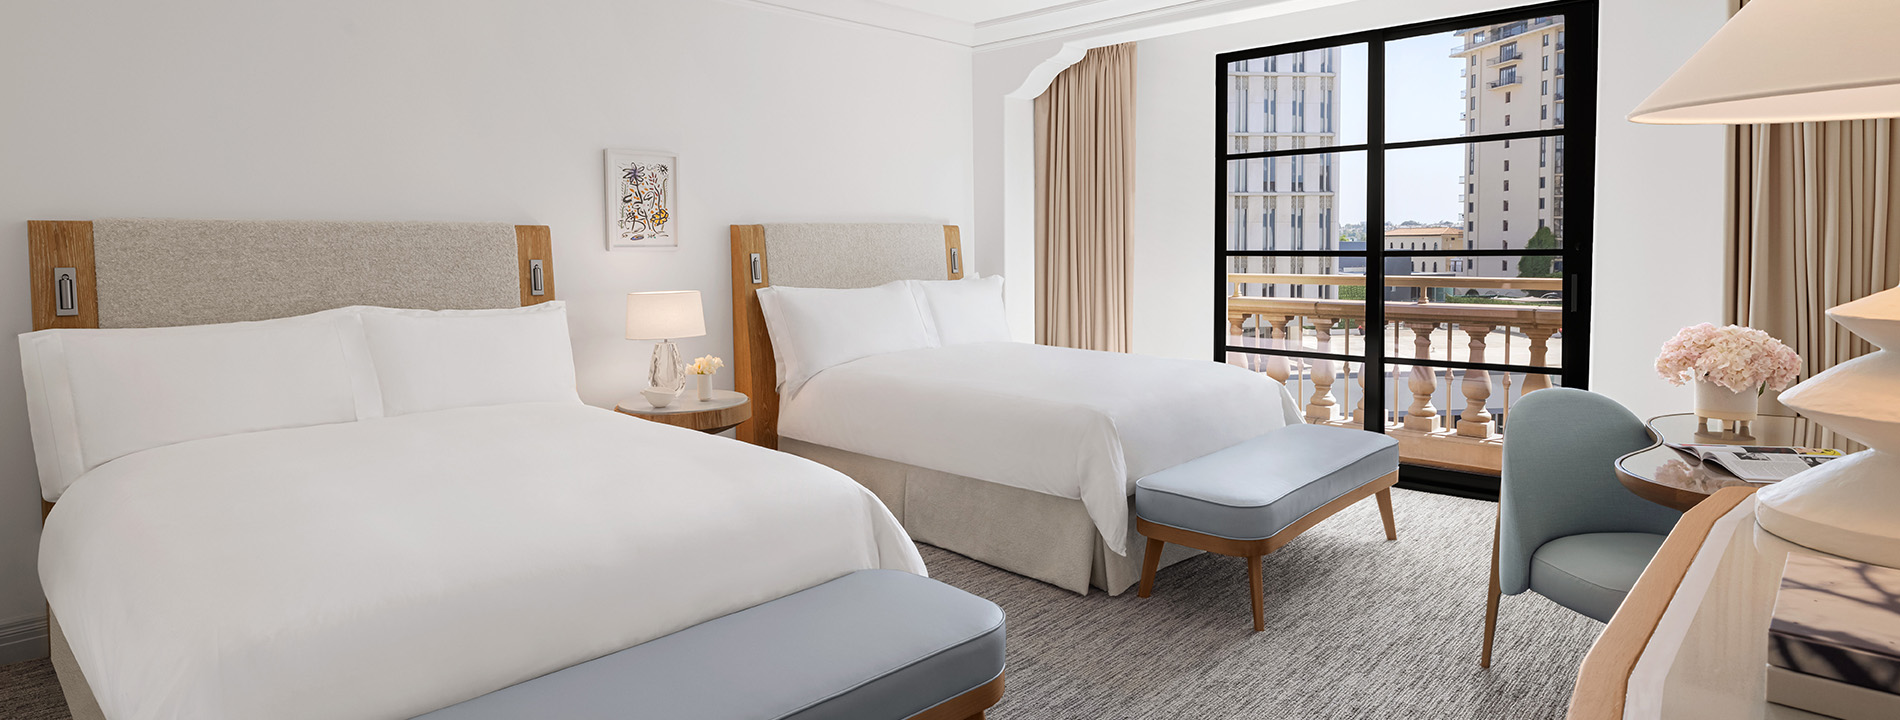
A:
[1729,118,1900,452]
[1034,43,1136,352]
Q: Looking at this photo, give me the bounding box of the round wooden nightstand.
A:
[614,389,752,434]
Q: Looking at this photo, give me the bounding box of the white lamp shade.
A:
[1629,0,1900,124]
[625,290,706,340]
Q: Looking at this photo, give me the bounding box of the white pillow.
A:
[358,302,580,416]
[755,281,932,397]
[19,308,380,501]
[910,275,1012,346]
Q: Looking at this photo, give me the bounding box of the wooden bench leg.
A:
[1376,488,1397,541]
[1138,537,1164,598]
[1247,554,1265,632]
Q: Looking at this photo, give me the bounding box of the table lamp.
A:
[1629,0,1900,565]
[626,290,706,397]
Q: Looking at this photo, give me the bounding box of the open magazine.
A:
[1665,443,1844,483]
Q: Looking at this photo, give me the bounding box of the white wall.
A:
[0,0,973,659]
[977,0,1728,418]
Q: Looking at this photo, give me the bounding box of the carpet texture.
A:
[1,656,67,720]
[921,488,1603,720]
[0,489,1599,720]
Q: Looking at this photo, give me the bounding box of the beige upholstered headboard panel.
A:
[730,223,962,449]
[28,219,557,331]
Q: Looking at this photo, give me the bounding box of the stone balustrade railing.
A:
[1225,274,1564,472]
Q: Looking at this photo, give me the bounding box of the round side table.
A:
[1614,412,1809,511]
[615,390,751,434]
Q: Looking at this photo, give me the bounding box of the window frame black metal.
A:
[1212,0,1598,437]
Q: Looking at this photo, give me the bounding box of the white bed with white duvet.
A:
[26,302,924,720]
[744,249,1302,595]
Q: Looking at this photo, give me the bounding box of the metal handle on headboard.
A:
[750,253,763,284]
[529,259,546,296]
[950,248,960,276]
[53,268,79,317]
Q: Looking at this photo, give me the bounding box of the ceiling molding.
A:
[733,0,976,45]
[740,0,1312,49]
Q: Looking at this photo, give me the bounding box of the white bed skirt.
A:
[780,438,1202,595]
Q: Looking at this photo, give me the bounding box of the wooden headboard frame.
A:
[28,220,557,519]
[729,224,963,448]
[27,221,558,331]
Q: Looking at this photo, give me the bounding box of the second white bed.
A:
[778,341,1303,557]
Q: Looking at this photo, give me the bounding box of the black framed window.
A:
[1217,0,1594,479]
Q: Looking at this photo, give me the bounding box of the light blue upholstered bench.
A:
[417,570,1005,720]
[1135,424,1401,631]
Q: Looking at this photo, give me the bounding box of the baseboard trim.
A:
[0,613,50,664]
[1398,463,1501,502]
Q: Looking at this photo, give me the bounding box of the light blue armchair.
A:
[1481,387,1682,667]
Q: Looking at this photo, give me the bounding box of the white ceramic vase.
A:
[695,374,713,402]
[1694,379,1759,423]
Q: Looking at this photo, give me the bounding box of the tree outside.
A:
[1515,226,1561,278]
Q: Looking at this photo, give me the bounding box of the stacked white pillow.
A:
[757,275,1014,397]
[910,275,1010,346]
[356,303,580,417]
[19,302,579,501]
[756,280,934,397]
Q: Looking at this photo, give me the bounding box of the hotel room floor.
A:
[0,489,1596,719]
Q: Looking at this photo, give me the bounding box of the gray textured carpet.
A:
[0,490,1597,720]
[1,656,67,720]
[922,488,1603,720]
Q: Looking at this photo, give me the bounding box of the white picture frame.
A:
[604,149,678,251]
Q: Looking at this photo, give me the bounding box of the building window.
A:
[1539,197,1546,209]
[1542,105,1549,120]
[1543,56,1549,70]
[1218,7,1590,456]
[1540,176,1547,188]
[1542,80,1549,95]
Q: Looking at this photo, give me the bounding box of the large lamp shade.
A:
[625,290,705,340]
[1629,0,1900,124]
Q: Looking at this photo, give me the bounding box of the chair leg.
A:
[1376,488,1397,541]
[1247,554,1265,632]
[1481,511,1502,668]
[1138,537,1164,598]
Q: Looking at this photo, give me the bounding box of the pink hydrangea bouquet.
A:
[1655,323,1801,394]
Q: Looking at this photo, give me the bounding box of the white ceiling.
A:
[750,0,1224,47]
[870,0,1087,25]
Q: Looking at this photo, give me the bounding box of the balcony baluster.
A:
[1459,325,1497,437]
[1404,322,1440,432]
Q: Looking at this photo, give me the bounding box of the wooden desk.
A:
[1614,413,1809,511]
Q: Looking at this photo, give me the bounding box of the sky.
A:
[1332,32,1467,226]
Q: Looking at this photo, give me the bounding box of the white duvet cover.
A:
[777,342,1303,555]
[39,402,923,720]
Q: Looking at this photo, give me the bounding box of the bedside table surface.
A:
[615,389,748,416]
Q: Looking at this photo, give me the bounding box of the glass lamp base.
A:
[648,340,687,394]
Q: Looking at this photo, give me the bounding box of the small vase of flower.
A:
[1655,323,1801,427]
[687,355,724,402]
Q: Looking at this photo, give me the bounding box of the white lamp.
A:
[1629,0,1900,565]
[1628,0,1900,125]
[626,291,706,402]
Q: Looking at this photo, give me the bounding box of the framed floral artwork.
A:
[605,149,678,250]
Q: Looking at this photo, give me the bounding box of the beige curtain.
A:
[1728,119,1900,451]
[1034,43,1136,352]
